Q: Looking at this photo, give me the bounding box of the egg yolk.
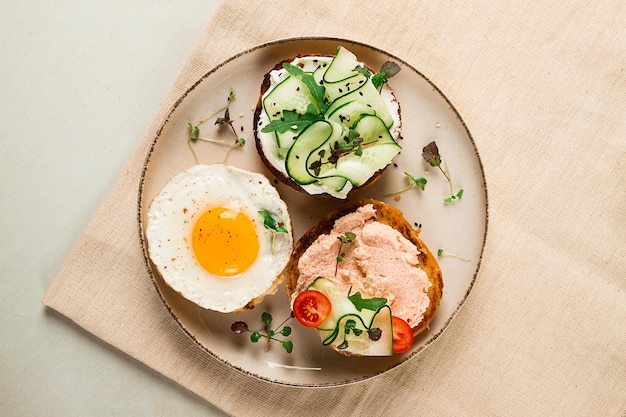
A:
[192,207,259,276]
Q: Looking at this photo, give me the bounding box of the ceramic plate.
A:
[138,37,487,387]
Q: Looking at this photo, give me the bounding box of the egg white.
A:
[145,164,293,313]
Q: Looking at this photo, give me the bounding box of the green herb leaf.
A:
[281,326,292,337]
[250,332,261,343]
[258,210,278,229]
[274,225,288,233]
[386,171,428,196]
[372,61,401,89]
[261,312,272,325]
[353,65,371,78]
[258,211,288,234]
[338,231,356,244]
[260,104,323,134]
[344,319,362,336]
[348,291,388,312]
[281,340,294,353]
[408,173,428,191]
[282,63,328,113]
[187,122,200,141]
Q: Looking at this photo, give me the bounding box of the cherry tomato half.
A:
[392,316,414,354]
[293,290,332,328]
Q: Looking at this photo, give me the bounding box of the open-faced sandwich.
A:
[144,164,293,313]
[286,199,443,356]
[254,46,402,199]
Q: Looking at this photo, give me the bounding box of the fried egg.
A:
[145,164,293,313]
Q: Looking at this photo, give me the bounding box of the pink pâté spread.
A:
[295,204,432,327]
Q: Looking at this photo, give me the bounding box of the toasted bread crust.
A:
[286,199,443,338]
[252,56,397,198]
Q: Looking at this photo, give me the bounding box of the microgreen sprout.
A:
[337,319,363,350]
[437,248,471,262]
[308,130,379,176]
[231,312,294,353]
[258,211,289,253]
[353,60,401,90]
[387,172,428,196]
[186,91,245,164]
[422,141,464,203]
[371,61,401,90]
[335,231,356,276]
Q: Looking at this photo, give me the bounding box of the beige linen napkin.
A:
[43,0,626,415]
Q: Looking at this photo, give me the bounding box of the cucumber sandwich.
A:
[253,46,402,199]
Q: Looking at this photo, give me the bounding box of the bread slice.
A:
[286,198,443,338]
[253,49,402,199]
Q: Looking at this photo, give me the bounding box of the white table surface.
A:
[1,2,229,416]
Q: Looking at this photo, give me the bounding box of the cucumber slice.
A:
[323,46,361,83]
[285,120,333,184]
[308,278,393,356]
[309,277,366,328]
[325,313,368,347]
[326,307,393,356]
[263,74,314,149]
[317,176,349,193]
[306,114,401,186]
[362,305,393,356]
[327,100,376,127]
[320,46,369,106]
[264,71,314,116]
[326,78,394,128]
